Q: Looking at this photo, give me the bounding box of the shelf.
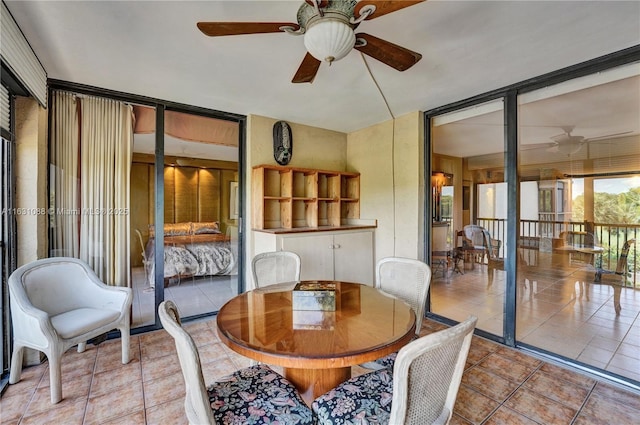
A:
[253,164,361,231]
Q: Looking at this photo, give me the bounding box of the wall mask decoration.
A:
[273,120,293,165]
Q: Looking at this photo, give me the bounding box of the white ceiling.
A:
[5,0,640,136]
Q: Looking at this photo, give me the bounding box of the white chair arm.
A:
[10,294,57,349]
[89,285,132,311]
[77,271,132,311]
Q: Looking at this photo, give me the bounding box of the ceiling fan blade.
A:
[520,142,555,151]
[292,53,322,84]
[354,0,425,20]
[354,33,422,71]
[587,131,633,142]
[197,22,300,37]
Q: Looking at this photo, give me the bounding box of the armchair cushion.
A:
[51,308,120,339]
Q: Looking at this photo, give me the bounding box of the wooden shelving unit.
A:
[252,164,361,231]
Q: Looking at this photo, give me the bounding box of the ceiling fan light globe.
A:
[304,19,355,63]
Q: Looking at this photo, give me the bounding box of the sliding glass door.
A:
[517,62,640,382]
[429,99,507,338]
[427,59,640,386]
[159,109,239,319]
[49,91,245,330]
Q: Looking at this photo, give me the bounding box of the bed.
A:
[144,222,236,287]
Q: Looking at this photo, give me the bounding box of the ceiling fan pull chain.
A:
[351,5,376,24]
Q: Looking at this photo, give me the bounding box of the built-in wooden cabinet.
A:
[252,165,360,230]
[254,229,375,286]
[252,164,375,285]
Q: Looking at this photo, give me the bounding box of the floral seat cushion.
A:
[372,352,397,369]
[208,364,314,425]
[367,334,419,370]
[312,369,394,425]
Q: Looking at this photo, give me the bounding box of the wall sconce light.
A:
[432,171,453,222]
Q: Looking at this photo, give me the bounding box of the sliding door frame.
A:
[1,58,37,392]
[47,79,246,334]
[425,44,640,341]
[424,45,640,385]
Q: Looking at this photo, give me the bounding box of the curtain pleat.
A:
[51,90,133,287]
[80,96,133,287]
[50,91,79,257]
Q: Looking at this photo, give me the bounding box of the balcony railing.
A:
[475,218,638,287]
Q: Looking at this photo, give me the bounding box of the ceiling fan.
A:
[197,0,425,83]
[523,126,632,156]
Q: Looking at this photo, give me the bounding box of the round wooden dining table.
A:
[216,280,416,405]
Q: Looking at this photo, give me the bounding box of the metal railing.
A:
[475,218,639,287]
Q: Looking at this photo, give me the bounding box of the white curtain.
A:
[51,91,80,258]
[51,91,133,287]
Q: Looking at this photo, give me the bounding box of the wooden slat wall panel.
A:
[148,165,155,225]
[174,167,198,223]
[129,163,236,267]
[130,163,151,267]
[164,167,176,223]
[197,169,220,222]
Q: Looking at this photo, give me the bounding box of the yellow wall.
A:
[15,96,48,266]
[245,114,349,282]
[245,112,425,282]
[347,112,425,261]
[248,114,347,170]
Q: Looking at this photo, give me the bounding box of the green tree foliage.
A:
[572,190,640,224]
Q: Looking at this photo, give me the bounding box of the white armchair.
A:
[8,257,132,403]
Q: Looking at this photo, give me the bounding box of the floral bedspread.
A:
[146,239,235,287]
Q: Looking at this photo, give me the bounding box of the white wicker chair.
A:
[313,316,477,425]
[251,251,301,288]
[362,257,432,369]
[158,300,313,425]
[8,257,132,403]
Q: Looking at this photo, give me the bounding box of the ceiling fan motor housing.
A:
[299,0,358,62]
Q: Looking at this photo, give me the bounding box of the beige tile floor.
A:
[431,256,640,383]
[131,268,238,327]
[2,317,640,424]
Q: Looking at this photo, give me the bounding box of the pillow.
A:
[164,222,193,236]
[192,221,221,234]
[148,222,193,237]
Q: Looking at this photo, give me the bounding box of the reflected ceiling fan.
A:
[524,126,632,156]
[197,0,424,83]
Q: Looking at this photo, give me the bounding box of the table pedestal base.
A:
[284,367,351,406]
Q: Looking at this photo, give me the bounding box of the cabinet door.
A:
[280,234,334,281]
[333,231,374,285]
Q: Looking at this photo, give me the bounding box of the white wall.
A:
[521,181,539,220]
